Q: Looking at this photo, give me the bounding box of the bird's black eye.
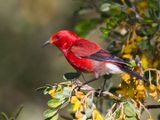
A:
[56,36,61,40]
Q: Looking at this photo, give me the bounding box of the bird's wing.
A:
[70,39,129,66]
[81,49,130,66]
[70,39,102,56]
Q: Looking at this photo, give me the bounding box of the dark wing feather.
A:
[81,49,130,66]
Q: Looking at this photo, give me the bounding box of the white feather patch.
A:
[105,63,123,74]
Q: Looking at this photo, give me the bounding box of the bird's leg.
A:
[95,79,107,97]
[102,78,107,91]
[82,77,99,86]
[97,74,112,96]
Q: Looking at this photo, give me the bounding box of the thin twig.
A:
[145,105,160,109]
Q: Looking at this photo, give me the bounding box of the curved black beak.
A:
[42,40,50,47]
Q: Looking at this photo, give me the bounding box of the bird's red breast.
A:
[65,51,94,72]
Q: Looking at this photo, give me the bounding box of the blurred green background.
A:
[0,0,80,119]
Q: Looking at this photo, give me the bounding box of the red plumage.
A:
[45,30,144,80]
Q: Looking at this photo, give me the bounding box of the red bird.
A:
[43,30,144,81]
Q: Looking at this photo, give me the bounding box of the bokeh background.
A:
[0,0,80,119]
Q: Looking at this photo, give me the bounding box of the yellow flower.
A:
[149,84,156,92]
[136,91,146,100]
[48,89,56,98]
[76,91,85,99]
[149,91,158,100]
[153,60,159,68]
[135,36,142,42]
[70,96,82,112]
[92,109,103,120]
[121,73,131,84]
[71,96,79,104]
[117,112,125,120]
[135,83,146,100]
[141,55,149,69]
[137,1,148,15]
[123,44,133,54]
[122,54,132,59]
[72,100,81,112]
[136,85,145,91]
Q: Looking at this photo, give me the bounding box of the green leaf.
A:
[100,27,109,37]
[51,113,59,120]
[0,112,9,120]
[116,110,121,119]
[43,88,50,95]
[129,60,137,68]
[110,4,121,15]
[75,19,98,37]
[63,72,81,80]
[125,117,137,120]
[138,40,149,50]
[86,97,93,108]
[36,86,48,91]
[54,92,65,99]
[124,102,136,117]
[100,3,111,12]
[81,115,87,120]
[85,108,93,118]
[15,105,24,119]
[63,87,72,98]
[56,85,62,92]
[124,0,132,7]
[43,109,57,119]
[78,9,93,15]
[48,99,64,108]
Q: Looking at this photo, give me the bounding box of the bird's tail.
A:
[120,66,146,81]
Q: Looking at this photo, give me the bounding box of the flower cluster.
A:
[71,90,103,120]
[118,69,160,102]
[43,82,103,120]
[117,73,146,101]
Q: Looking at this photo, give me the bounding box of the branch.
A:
[145,104,160,109]
[73,80,121,101]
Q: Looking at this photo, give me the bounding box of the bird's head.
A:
[43,30,79,52]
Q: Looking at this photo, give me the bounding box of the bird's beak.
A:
[42,40,50,47]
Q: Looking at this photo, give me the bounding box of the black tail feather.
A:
[120,66,146,82]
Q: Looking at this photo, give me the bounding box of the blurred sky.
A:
[0,0,80,119]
